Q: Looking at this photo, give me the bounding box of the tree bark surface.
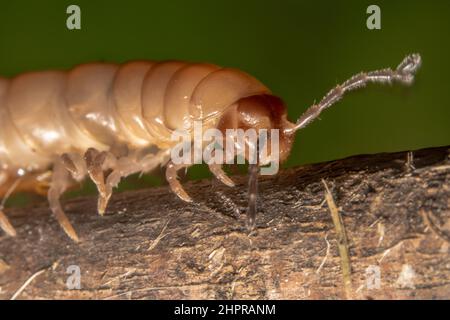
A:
[0,146,449,300]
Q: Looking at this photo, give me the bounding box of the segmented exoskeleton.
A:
[0,54,421,241]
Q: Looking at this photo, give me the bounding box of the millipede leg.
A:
[99,150,169,214]
[0,174,22,237]
[61,153,87,181]
[84,148,118,216]
[0,210,16,237]
[165,160,193,203]
[208,164,235,187]
[48,159,79,242]
[246,163,259,231]
[100,155,140,214]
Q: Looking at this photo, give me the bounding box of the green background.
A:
[0,0,449,202]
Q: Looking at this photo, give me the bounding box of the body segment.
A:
[0,60,271,240]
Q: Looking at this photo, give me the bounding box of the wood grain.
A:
[0,146,449,299]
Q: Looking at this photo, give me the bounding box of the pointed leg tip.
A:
[52,207,81,243]
[172,186,193,203]
[70,233,80,243]
[245,217,256,232]
[98,203,106,216]
[215,174,235,187]
[63,224,80,243]
[180,193,193,203]
[223,177,235,188]
[97,193,111,216]
[0,212,17,237]
[3,226,17,237]
[208,164,235,187]
[8,227,17,237]
[166,161,193,203]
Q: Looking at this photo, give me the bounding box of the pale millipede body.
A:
[0,55,422,242]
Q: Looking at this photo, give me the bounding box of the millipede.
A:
[0,54,421,242]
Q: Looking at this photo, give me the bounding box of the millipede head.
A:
[217,93,296,166]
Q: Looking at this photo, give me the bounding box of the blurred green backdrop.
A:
[0,0,449,204]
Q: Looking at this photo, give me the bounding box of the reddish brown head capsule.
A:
[217,94,296,165]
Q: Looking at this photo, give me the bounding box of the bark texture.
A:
[0,146,449,300]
